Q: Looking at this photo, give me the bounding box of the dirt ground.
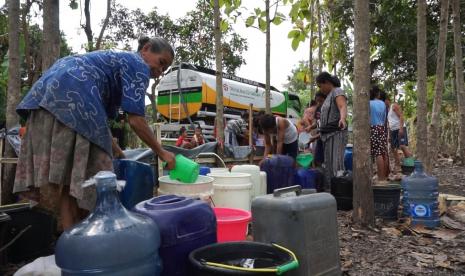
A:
[340,161,465,275]
[2,162,464,276]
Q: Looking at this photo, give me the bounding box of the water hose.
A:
[204,243,299,275]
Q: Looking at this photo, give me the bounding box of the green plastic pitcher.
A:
[169,154,200,183]
[402,157,415,167]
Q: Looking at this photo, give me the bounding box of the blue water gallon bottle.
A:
[401,161,440,228]
[55,171,162,275]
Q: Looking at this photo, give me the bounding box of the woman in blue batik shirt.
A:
[14,37,176,229]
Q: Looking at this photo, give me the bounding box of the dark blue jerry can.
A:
[294,168,317,189]
[260,155,295,194]
[133,195,217,276]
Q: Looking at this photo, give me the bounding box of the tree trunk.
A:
[2,0,21,204]
[213,0,224,155]
[416,0,428,166]
[42,0,60,71]
[452,0,465,164]
[95,0,112,50]
[317,0,323,73]
[352,0,374,227]
[308,0,314,97]
[426,0,449,173]
[265,0,271,114]
[83,0,93,51]
[21,0,34,88]
[148,79,160,123]
[40,0,61,213]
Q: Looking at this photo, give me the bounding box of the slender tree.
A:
[2,0,21,204]
[83,0,93,51]
[308,0,315,97]
[265,0,271,114]
[427,0,449,173]
[416,0,428,165]
[42,0,60,70]
[213,0,225,154]
[317,0,323,73]
[452,0,465,163]
[95,0,112,50]
[352,0,374,227]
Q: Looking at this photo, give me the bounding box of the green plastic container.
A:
[296,153,314,168]
[402,157,415,167]
[169,154,200,183]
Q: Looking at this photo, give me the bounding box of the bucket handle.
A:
[203,243,299,275]
[273,185,302,197]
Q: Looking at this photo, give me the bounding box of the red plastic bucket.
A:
[213,207,251,242]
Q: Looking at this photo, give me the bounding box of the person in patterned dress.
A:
[14,37,176,229]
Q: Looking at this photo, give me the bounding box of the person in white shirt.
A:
[386,95,412,170]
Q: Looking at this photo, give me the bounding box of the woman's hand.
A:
[160,150,176,170]
[112,138,125,159]
[339,118,347,130]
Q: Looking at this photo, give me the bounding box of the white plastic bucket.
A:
[210,168,230,173]
[157,175,214,202]
[231,165,265,198]
[208,172,253,210]
[260,171,267,195]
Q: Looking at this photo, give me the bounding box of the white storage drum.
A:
[231,165,265,198]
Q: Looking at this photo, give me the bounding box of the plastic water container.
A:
[199,166,211,176]
[231,165,266,198]
[209,172,253,211]
[344,145,353,171]
[401,161,440,228]
[260,155,295,194]
[252,186,341,276]
[210,167,229,173]
[294,168,317,189]
[213,207,251,242]
[134,195,217,276]
[373,184,401,220]
[158,175,214,202]
[169,154,199,183]
[260,171,267,194]
[113,159,155,209]
[55,171,162,275]
[330,172,353,210]
[296,153,313,168]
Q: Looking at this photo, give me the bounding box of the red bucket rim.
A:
[213,207,251,224]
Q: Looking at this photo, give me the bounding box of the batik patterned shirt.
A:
[17,50,150,155]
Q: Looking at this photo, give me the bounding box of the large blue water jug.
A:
[55,171,162,275]
[113,159,156,209]
[344,145,353,171]
[294,168,317,189]
[401,161,440,228]
[260,155,295,194]
[133,195,217,276]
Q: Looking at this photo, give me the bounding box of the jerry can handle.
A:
[273,185,302,197]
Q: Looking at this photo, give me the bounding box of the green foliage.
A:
[244,1,287,33]
[104,1,248,74]
[284,60,312,107]
[0,5,73,127]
